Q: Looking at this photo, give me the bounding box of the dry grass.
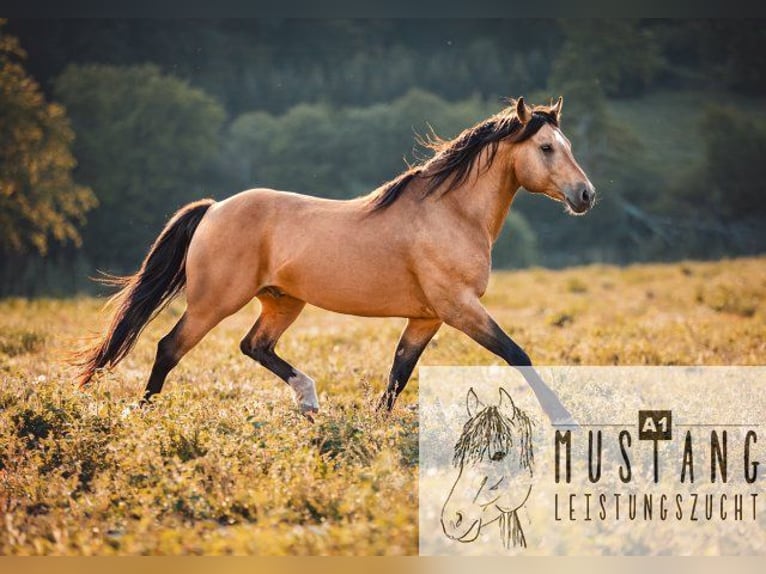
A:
[0,256,764,555]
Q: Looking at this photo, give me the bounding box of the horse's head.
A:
[441,387,534,543]
[508,96,595,215]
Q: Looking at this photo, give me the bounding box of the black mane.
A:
[370,102,559,210]
[453,403,534,470]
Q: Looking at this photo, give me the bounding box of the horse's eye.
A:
[540,144,553,153]
[491,451,506,461]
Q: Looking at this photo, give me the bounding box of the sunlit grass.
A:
[0,256,764,554]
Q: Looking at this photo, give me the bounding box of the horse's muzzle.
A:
[564,182,595,215]
[441,511,481,542]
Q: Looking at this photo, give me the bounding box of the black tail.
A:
[75,199,215,387]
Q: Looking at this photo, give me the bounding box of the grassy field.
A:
[0,256,764,555]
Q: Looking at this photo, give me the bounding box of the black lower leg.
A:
[141,332,180,404]
[245,343,297,382]
[377,319,441,412]
[240,338,318,415]
[240,339,297,383]
[476,319,531,366]
[378,342,426,411]
[470,318,573,423]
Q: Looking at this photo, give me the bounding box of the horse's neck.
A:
[443,148,520,245]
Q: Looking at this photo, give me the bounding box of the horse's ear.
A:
[516,97,531,125]
[498,388,516,421]
[551,96,563,122]
[466,388,483,418]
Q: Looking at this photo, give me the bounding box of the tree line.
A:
[1,19,764,295]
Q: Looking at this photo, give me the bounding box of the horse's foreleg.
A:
[377,318,442,411]
[239,293,318,416]
[441,295,574,424]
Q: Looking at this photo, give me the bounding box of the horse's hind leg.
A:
[377,318,442,411]
[141,305,231,404]
[239,292,318,416]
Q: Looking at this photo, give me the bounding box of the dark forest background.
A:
[1,19,765,295]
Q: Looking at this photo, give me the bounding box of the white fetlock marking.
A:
[288,372,319,412]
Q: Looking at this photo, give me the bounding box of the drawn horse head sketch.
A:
[441,387,535,549]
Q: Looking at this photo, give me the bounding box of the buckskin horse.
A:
[76,96,594,422]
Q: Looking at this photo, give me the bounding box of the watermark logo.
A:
[419,367,765,555]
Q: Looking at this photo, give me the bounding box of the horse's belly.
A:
[306,290,434,319]
[279,266,435,319]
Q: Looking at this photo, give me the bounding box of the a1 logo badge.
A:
[638,410,672,441]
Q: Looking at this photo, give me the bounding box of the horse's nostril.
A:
[581,187,590,203]
[455,512,463,527]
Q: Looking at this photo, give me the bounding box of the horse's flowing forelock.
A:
[452,404,534,470]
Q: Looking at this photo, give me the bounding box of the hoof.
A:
[375,392,395,413]
[120,402,143,418]
[301,405,319,423]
